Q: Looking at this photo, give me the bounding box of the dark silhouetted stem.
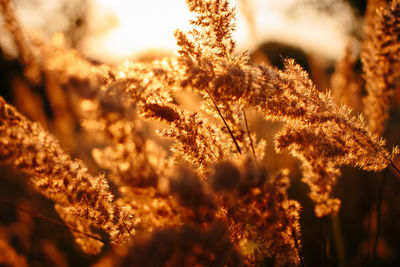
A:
[113,203,134,241]
[291,227,305,267]
[331,214,345,266]
[372,168,389,265]
[390,161,400,175]
[0,199,106,244]
[205,88,241,154]
[243,108,256,160]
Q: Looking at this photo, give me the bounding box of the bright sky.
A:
[81,0,354,64]
[81,0,195,63]
[249,0,354,61]
[1,0,355,64]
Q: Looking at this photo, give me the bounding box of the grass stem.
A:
[205,88,242,154]
[371,168,389,265]
[0,199,107,244]
[243,108,256,160]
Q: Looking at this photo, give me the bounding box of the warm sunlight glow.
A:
[81,0,352,64]
[82,0,195,63]
[0,0,352,64]
[2,0,400,265]
[252,0,354,61]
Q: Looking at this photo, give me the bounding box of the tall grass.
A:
[0,0,400,266]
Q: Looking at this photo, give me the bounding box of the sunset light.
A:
[2,0,399,265]
[0,0,354,64]
[81,0,194,63]
[80,0,353,63]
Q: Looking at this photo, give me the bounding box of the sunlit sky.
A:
[81,0,195,63]
[1,0,355,64]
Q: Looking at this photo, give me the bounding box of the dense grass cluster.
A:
[0,0,400,266]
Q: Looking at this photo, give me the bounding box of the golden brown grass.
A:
[0,0,400,266]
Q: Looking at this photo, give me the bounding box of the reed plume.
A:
[331,44,363,111]
[171,0,398,216]
[362,0,400,135]
[0,96,134,254]
[0,0,400,265]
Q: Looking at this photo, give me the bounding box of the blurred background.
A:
[1,0,400,266]
[0,0,360,63]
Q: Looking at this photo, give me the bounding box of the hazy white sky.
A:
[1,0,355,64]
[83,0,355,63]
[81,0,195,63]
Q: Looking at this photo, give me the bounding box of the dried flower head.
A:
[362,0,400,134]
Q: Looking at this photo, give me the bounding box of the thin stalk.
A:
[291,227,305,267]
[242,108,256,160]
[209,146,218,159]
[112,202,134,241]
[390,161,400,175]
[331,214,345,266]
[371,167,389,265]
[204,88,241,154]
[0,199,106,244]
